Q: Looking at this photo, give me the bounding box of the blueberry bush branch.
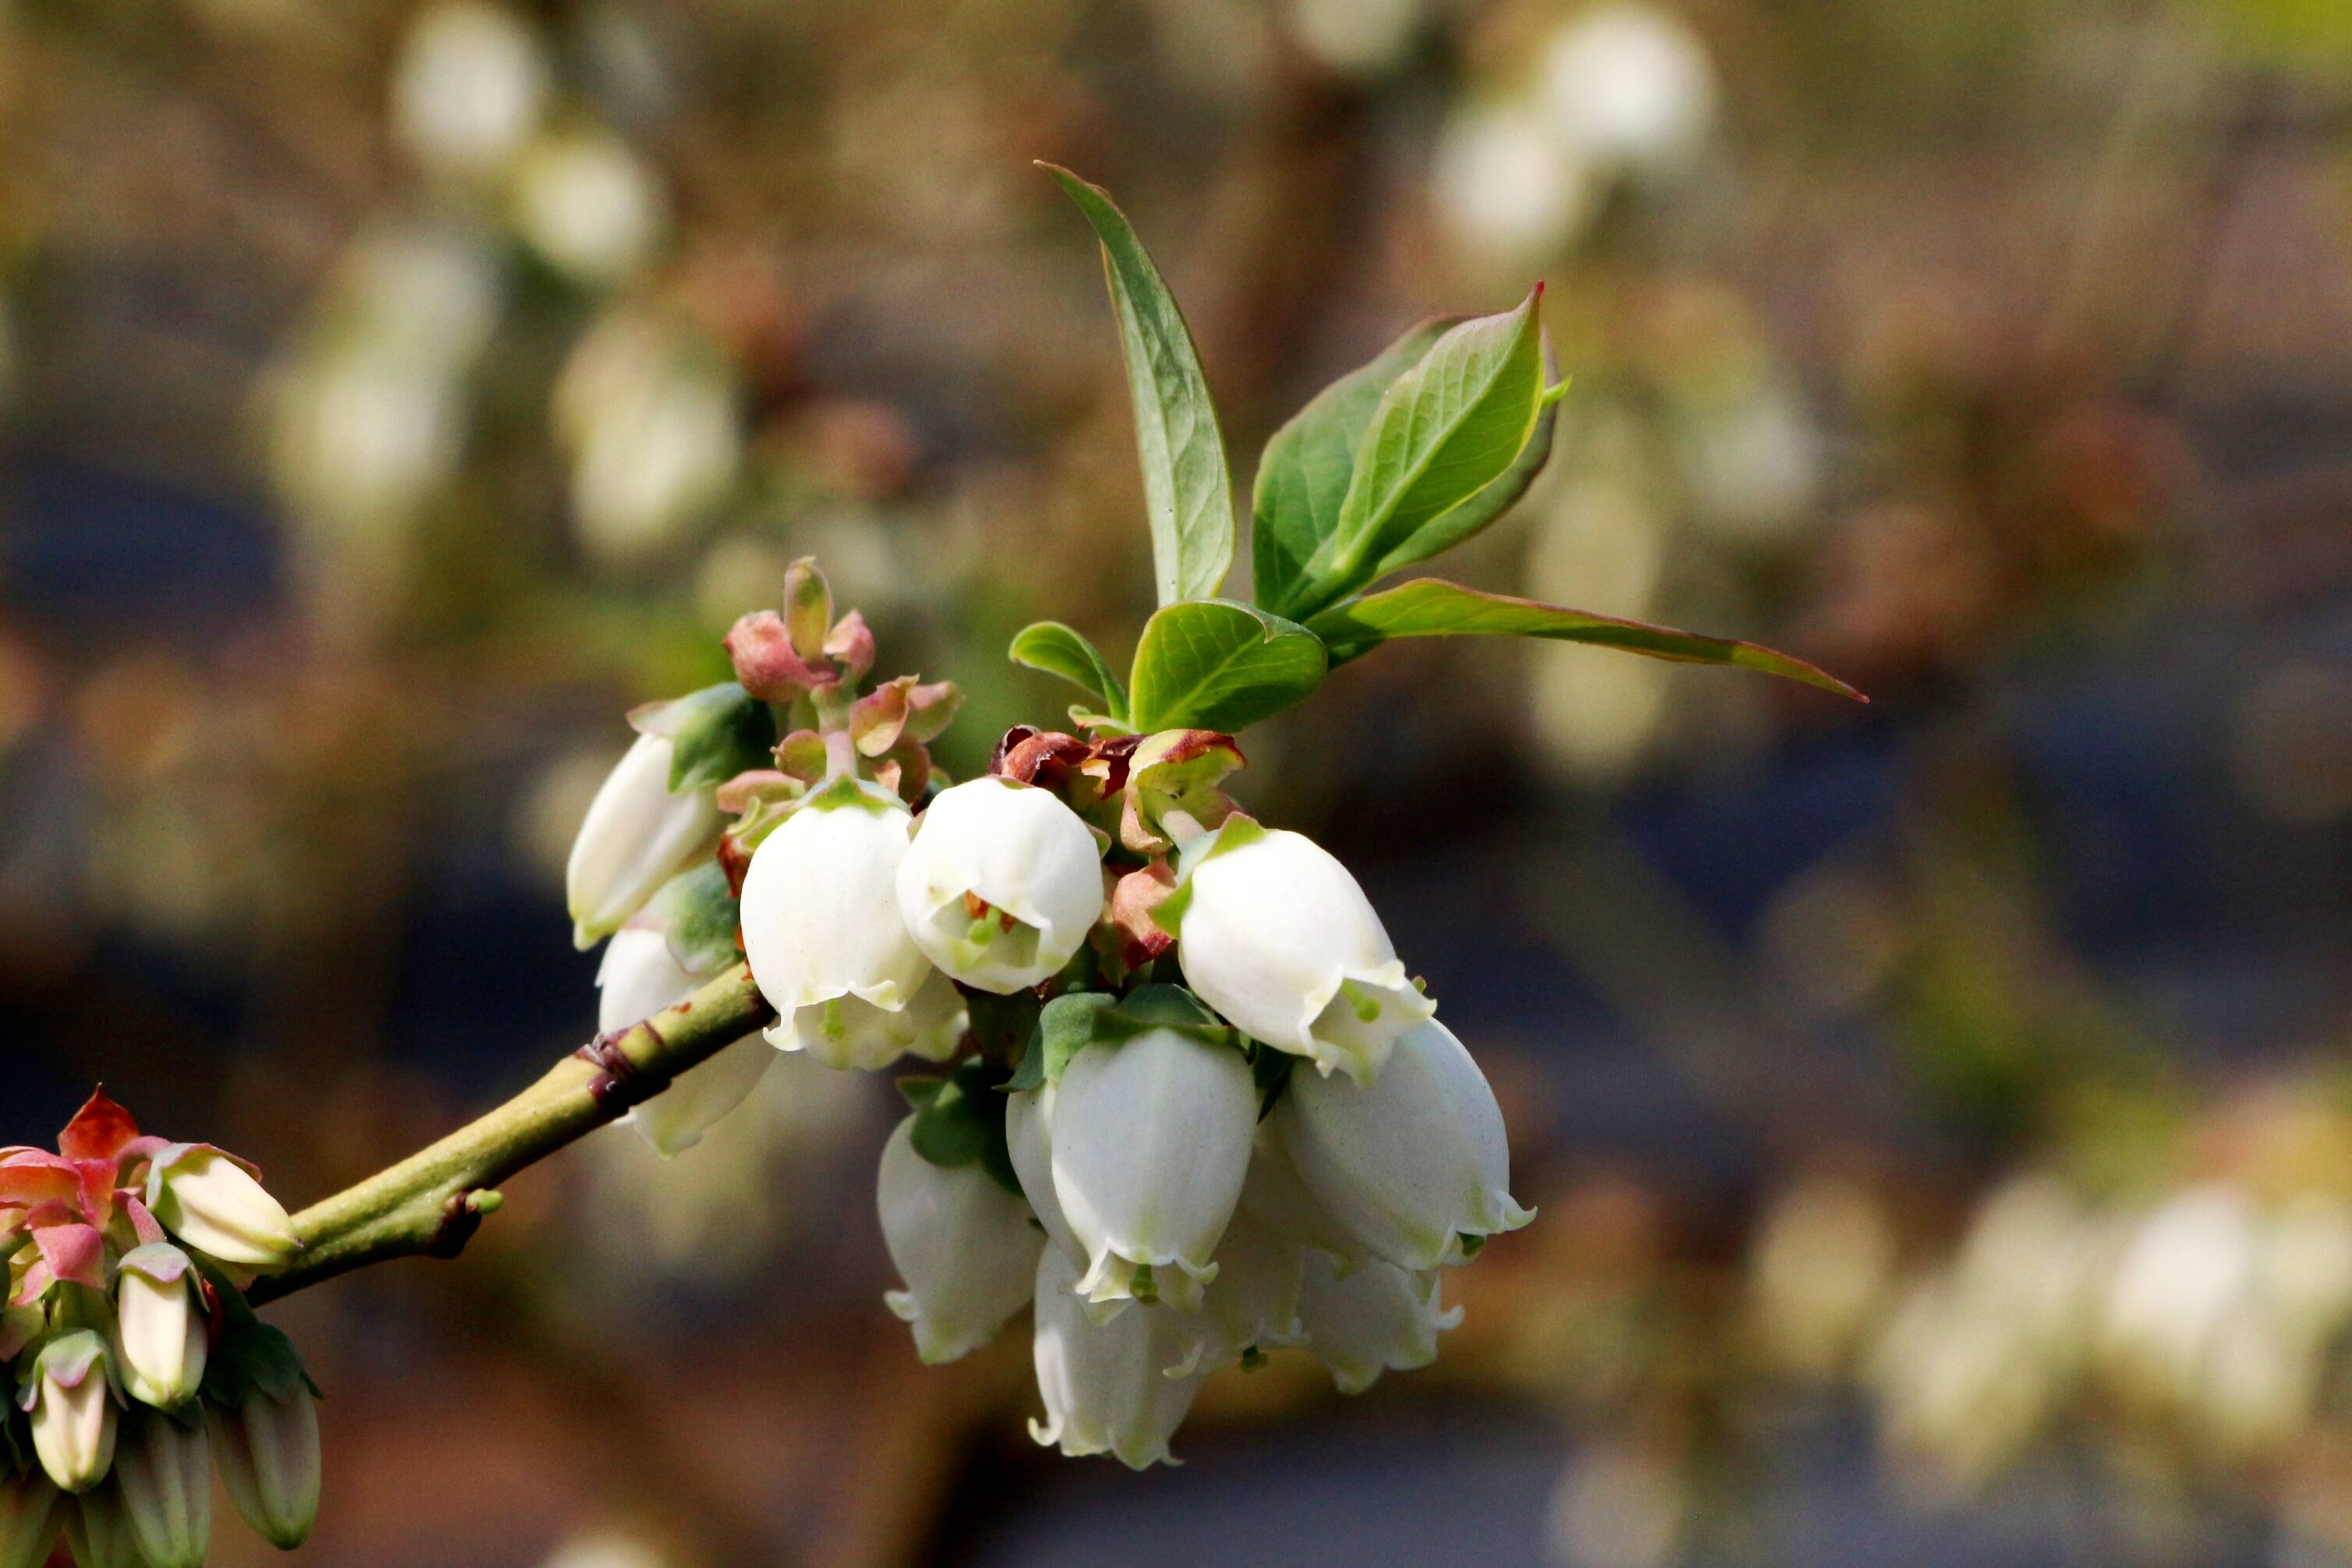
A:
[3,164,1865,1566]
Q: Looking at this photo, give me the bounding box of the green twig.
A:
[247,965,773,1304]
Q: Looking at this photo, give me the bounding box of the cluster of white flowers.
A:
[565,564,1534,1467]
[2,1095,321,1568]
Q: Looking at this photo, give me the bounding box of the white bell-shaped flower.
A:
[896,777,1104,993]
[1161,1208,1307,1377]
[740,791,939,1070]
[26,1334,116,1494]
[565,728,724,949]
[0,1471,57,1568]
[1270,1018,1532,1271]
[597,925,772,1156]
[149,1149,297,1270]
[112,1245,206,1410]
[1005,1085,1083,1266]
[1295,1252,1461,1394]
[1029,1245,1206,1469]
[1172,826,1434,1084]
[877,1117,1044,1364]
[1237,1120,1376,1269]
[112,1412,210,1568]
[1051,1028,1256,1311]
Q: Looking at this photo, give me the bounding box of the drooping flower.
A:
[112,1412,211,1568]
[876,1117,1043,1364]
[739,788,944,1071]
[1050,1027,1256,1311]
[213,1378,321,1549]
[597,923,771,1156]
[0,1471,57,1568]
[565,723,724,950]
[1270,1018,1532,1271]
[1005,1085,1082,1266]
[1028,1245,1206,1469]
[895,777,1104,993]
[1160,1207,1306,1377]
[1164,822,1435,1084]
[1295,1252,1461,1395]
[147,1148,298,1271]
[23,1331,118,1493]
[1235,1120,1376,1269]
[112,1244,207,1410]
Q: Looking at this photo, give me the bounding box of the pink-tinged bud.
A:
[23,1332,117,1494]
[112,1244,206,1410]
[724,610,834,703]
[0,1471,57,1568]
[112,1414,210,1568]
[149,1149,298,1271]
[214,1385,320,1549]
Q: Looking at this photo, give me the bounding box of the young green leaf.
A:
[1252,317,1461,618]
[1297,288,1549,618]
[1305,578,1866,700]
[1362,393,1557,584]
[1043,164,1234,605]
[1128,598,1329,733]
[1008,621,1129,721]
[662,682,779,791]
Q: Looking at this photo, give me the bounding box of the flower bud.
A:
[1270,1018,1532,1272]
[64,1485,141,1568]
[23,1333,117,1493]
[566,728,725,949]
[1028,1245,1205,1469]
[877,1117,1043,1364]
[0,1472,57,1568]
[1295,1253,1461,1394]
[1051,1028,1256,1311]
[1170,826,1434,1084]
[112,1413,210,1568]
[112,1244,207,1410]
[1004,1085,1082,1265]
[740,791,940,1070]
[597,926,772,1156]
[1161,1208,1306,1377]
[214,1383,321,1549]
[149,1148,298,1271]
[896,777,1104,993]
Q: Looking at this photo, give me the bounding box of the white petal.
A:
[1006,1085,1084,1266]
[1051,1028,1256,1311]
[566,731,723,948]
[1295,1253,1461,1395]
[1175,829,1433,1083]
[767,966,966,1071]
[1273,1017,1532,1271]
[1028,1245,1205,1468]
[1237,1120,1376,1269]
[877,1119,1043,1364]
[739,798,928,1014]
[898,778,1104,993]
[598,926,771,1156]
[1161,1207,1306,1377]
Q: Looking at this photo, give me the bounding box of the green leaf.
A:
[662,682,779,792]
[1043,165,1234,604]
[1252,317,1460,618]
[907,1059,1021,1194]
[1009,621,1129,722]
[1362,392,1557,584]
[642,861,740,975]
[1128,599,1328,733]
[1297,289,1549,618]
[1305,579,1867,700]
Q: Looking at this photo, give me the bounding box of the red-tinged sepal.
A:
[1118,731,1243,856]
[824,611,876,683]
[725,609,837,703]
[1109,861,1179,969]
[30,1226,104,1295]
[55,1092,140,1167]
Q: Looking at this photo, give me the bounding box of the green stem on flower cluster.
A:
[247,964,774,1304]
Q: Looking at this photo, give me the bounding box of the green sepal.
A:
[640,861,740,975]
[799,773,905,814]
[1010,621,1130,724]
[0,1397,29,1481]
[657,683,780,793]
[903,1059,1021,1195]
[1149,813,1269,937]
[199,1321,321,1407]
[1006,982,1243,1092]
[1249,1043,1296,1120]
[965,988,1043,1065]
[14,1329,110,1412]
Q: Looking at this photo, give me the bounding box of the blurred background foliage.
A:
[3,0,2351,1563]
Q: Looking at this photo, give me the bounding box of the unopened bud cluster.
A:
[2,1092,321,1567]
[570,561,1532,1465]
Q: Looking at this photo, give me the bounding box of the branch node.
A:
[576,1025,675,1112]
